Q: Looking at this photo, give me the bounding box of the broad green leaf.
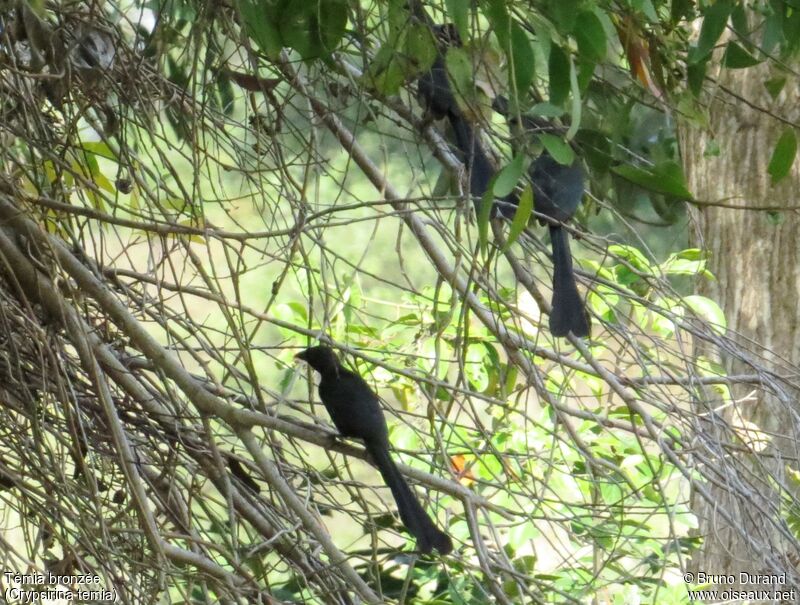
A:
[404,24,437,78]
[690,0,732,63]
[93,172,115,194]
[445,0,469,41]
[768,128,797,184]
[539,133,575,165]
[660,256,713,279]
[687,59,707,96]
[217,72,235,116]
[609,244,653,273]
[671,0,693,23]
[548,42,570,106]
[764,76,786,100]
[444,47,475,103]
[509,21,535,99]
[665,248,704,261]
[549,0,579,33]
[279,0,348,60]
[612,161,693,199]
[530,102,565,118]
[574,12,607,62]
[730,2,748,33]
[366,44,406,95]
[85,189,106,212]
[478,186,495,255]
[637,0,659,21]
[81,141,116,161]
[493,154,525,197]
[503,183,533,251]
[588,284,618,322]
[723,41,761,68]
[236,0,283,59]
[575,129,612,171]
[784,8,800,53]
[761,14,782,55]
[683,295,726,334]
[482,0,511,49]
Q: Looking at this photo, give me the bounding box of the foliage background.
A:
[0,0,798,603]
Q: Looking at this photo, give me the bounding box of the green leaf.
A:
[686,59,707,96]
[690,0,732,63]
[404,23,437,77]
[236,0,283,59]
[478,187,495,256]
[784,7,800,53]
[530,102,565,118]
[217,71,235,115]
[722,41,761,68]
[768,128,797,184]
[482,0,511,49]
[81,141,117,161]
[366,44,406,95]
[548,42,570,106]
[612,161,693,199]
[493,154,525,197]
[503,183,533,251]
[444,47,475,104]
[539,134,575,165]
[445,0,469,41]
[568,56,583,139]
[609,244,653,274]
[549,0,579,33]
[509,22,535,99]
[279,0,348,60]
[764,76,786,100]
[660,253,714,279]
[671,0,693,23]
[761,14,783,55]
[575,129,612,171]
[574,12,607,62]
[767,210,784,225]
[730,3,748,36]
[669,248,704,261]
[683,295,726,334]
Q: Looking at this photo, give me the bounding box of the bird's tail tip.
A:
[419,530,454,555]
[549,308,591,338]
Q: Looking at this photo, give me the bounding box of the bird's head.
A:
[295,345,340,375]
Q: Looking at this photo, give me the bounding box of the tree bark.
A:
[681,59,800,590]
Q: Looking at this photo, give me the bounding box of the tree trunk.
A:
[681,59,800,592]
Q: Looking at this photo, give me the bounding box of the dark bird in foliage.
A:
[500,152,591,337]
[416,25,495,211]
[296,345,453,555]
[491,95,591,337]
[415,16,591,337]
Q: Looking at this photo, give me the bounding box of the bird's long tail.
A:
[364,439,453,555]
[549,225,591,337]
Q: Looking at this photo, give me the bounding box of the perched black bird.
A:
[296,346,453,555]
[492,97,591,337]
[415,15,590,337]
[526,153,591,337]
[416,25,495,211]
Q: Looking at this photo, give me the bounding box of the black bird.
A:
[491,97,591,337]
[415,16,590,337]
[296,346,453,555]
[416,24,495,211]
[520,152,591,337]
